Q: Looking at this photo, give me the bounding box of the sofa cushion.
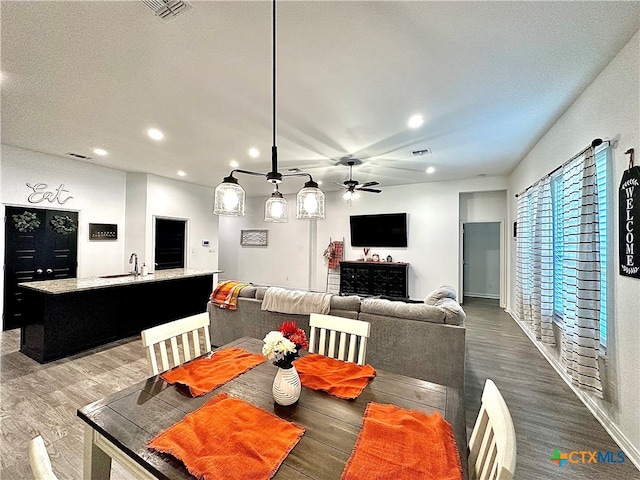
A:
[378,295,424,304]
[360,298,445,324]
[238,286,257,298]
[424,285,457,305]
[255,287,269,300]
[435,298,466,325]
[330,295,361,312]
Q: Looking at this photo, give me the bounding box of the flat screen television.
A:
[349,213,408,247]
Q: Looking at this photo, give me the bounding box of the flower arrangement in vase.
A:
[262,322,308,405]
[262,321,308,369]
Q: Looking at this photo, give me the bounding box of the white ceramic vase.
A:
[272,366,301,406]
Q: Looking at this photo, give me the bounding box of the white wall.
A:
[1,145,220,321]
[507,30,640,466]
[218,175,509,298]
[145,174,219,272]
[0,145,126,318]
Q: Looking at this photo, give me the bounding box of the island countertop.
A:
[19,268,222,295]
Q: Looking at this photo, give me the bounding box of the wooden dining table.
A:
[77,336,468,479]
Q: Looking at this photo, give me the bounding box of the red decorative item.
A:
[279,321,309,350]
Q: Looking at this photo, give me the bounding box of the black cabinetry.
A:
[339,261,409,297]
[19,274,213,363]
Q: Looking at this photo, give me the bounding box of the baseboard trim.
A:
[506,309,640,471]
[463,292,500,300]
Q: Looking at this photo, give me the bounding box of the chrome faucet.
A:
[129,253,139,277]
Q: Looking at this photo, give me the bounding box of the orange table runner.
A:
[341,403,463,480]
[294,354,376,399]
[148,393,305,480]
[160,347,265,396]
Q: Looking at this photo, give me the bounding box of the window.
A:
[551,148,609,347]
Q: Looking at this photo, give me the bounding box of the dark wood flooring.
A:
[1,299,638,479]
[463,297,639,480]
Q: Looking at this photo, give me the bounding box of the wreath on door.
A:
[50,215,77,235]
[12,211,41,233]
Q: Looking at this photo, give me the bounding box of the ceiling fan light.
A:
[264,189,288,222]
[296,181,325,219]
[342,190,359,201]
[213,176,245,216]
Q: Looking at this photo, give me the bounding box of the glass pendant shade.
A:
[264,190,288,222]
[296,181,325,219]
[213,178,245,216]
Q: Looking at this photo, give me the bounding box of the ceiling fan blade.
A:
[359,181,379,188]
[331,181,348,188]
[357,188,382,193]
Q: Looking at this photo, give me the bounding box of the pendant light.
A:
[264,185,288,222]
[213,0,325,220]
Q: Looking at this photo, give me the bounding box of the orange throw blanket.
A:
[161,347,265,396]
[294,353,376,399]
[148,393,305,480]
[210,280,249,310]
[341,403,463,480]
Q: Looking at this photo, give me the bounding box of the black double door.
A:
[3,206,78,330]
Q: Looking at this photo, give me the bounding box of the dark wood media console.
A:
[339,261,409,297]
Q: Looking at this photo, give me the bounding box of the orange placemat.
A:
[341,403,462,480]
[148,393,305,480]
[294,353,376,399]
[160,347,265,396]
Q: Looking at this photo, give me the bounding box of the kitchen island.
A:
[19,268,221,363]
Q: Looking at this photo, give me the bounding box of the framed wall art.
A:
[89,223,118,240]
[240,229,268,247]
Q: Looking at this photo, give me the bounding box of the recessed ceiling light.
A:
[426,166,435,174]
[230,160,239,168]
[93,148,108,156]
[177,170,186,177]
[248,148,260,158]
[147,128,164,141]
[408,114,424,129]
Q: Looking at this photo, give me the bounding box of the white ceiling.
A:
[2,1,639,196]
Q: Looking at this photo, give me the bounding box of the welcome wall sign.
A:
[619,149,639,278]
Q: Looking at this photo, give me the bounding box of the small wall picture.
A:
[89,223,118,240]
[240,229,268,247]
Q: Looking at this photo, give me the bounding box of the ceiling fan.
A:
[333,161,381,200]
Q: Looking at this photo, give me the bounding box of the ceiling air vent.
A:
[141,0,192,22]
[411,148,432,156]
[66,152,92,160]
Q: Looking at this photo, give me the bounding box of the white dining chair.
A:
[308,313,371,365]
[141,312,212,375]
[468,379,517,480]
[29,435,59,480]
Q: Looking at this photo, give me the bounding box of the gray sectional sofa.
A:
[207,285,466,389]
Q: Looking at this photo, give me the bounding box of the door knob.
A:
[46,269,53,274]
[36,269,43,274]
